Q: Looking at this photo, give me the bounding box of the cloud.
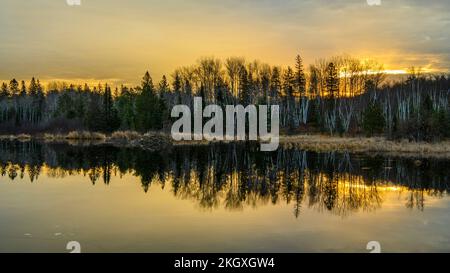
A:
[0,0,448,85]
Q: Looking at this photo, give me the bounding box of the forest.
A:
[0,54,449,141]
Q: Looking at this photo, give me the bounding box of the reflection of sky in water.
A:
[1,0,449,83]
[0,163,449,253]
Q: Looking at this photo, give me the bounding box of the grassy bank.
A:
[1,131,450,158]
[280,135,450,158]
[0,131,171,151]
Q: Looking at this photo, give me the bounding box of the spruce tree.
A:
[326,62,339,99]
[103,84,120,132]
[172,72,182,94]
[270,67,281,99]
[159,75,170,94]
[116,85,135,129]
[9,79,19,97]
[283,66,295,98]
[362,100,385,136]
[86,92,103,130]
[0,83,9,99]
[20,80,27,96]
[135,71,164,131]
[283,66,296,129]
[29,77,38,97]
[295,54,306,97]
[34,79,45,123]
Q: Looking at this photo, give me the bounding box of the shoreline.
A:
[1,132,450,159]
[280,135,450,159]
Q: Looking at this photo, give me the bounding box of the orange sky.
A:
[0,0,448,86]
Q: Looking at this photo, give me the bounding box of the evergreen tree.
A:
[431,109,450,140]
[86,92,103,130]
[326,62,339,99]
[20,80,27,96]
[159,75,170,95]
[295,54,306,97]
[102,84,120,132]
[0,83,9,99]
[9,79,19,97]
[172,72,183,105]
[83,83,91,93]
[362,100,385,136]
[33,79,45,123]
[283,66,296,129]
[29,77,38,97]
[55,92,76,119]
[270,67,282,99]
[135,71,164,131]
[308,99,320,126]
[116,85,136,129]
[172,72,182,94]
[308,65,319,97]
[282,66,295,98]
[74,88,86,120]
[142,71,154,92]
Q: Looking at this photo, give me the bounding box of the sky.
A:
[0,0,449,86]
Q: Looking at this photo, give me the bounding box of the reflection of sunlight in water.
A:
[0,143,449,253]
[1,161,446,218]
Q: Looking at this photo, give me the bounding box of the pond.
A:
[0,141,449,252]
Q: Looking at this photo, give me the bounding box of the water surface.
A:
[0,141,449,252]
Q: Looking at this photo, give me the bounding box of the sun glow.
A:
[381,69,407,75]
[339,69,407,78]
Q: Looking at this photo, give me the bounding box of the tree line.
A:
[0,54,449,141]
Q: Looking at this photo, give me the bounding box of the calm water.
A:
[0,141,449,253]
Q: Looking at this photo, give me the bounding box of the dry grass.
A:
[64,131,106,140]
[2,131,449,158]
[66,131,89,139]
[91,132,107,140]
[281,134,450,158]
[17,134,32,140]
[0,135,14,140]
[43,133,66,140]
[43,133,55,140]
[0,134,31,141]
[110,131,142,142]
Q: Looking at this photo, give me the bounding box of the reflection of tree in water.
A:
[0,140,449,217]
